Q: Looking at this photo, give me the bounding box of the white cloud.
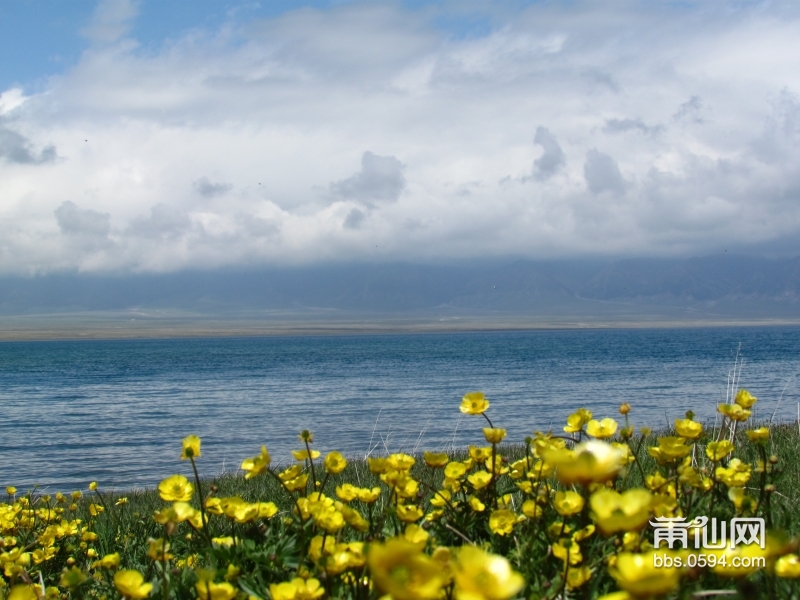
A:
[81,0,140,45]
[1,0,800,274]
[331,152,406,205]
[0,88,27,115]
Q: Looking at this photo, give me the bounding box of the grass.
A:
[4,403,800,600]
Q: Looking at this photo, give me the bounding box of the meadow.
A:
[2,391,800,600]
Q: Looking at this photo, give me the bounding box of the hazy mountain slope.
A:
[0,255,798,318]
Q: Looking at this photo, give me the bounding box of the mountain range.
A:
[1,255,798,321]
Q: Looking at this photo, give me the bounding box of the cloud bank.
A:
[1,0,800,274]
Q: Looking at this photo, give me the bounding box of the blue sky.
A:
[0,1,500,90]
[2,2,342,89]
[1,1,799,274]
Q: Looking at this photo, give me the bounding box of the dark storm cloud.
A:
[193,177,233,198]
[532,126,566,180]
[584,150,625,195]
[331,152,406,204]
[603,118,663,136]
[0,126,56,165]
[673,96,706,123]
[343,208,366,230]
[55,201,111,236]
[127,204,191,239]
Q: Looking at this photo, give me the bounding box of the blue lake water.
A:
[1,326,799,491]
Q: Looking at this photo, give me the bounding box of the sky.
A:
[1,0,799,275]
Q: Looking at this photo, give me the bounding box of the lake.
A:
[1,326,798,491]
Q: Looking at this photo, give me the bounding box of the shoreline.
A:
[2,314,800,342]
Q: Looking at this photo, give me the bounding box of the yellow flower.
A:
[154,501,200,528]
[294,578,325,600]
[521,499,542,519]
[608,551,680,597]
[776,554,800,578]
[180,435,201,460]
[6,586,38,600]
[445,464,470,484]
[564,408,593,433]
[469,495,486,512]
[89,481,98,491]
[431,547,454,584]
[356,487,381,503]
[270,578,325,600]
[718,403,751,421]
[403,524,430,549]
[367,457,390,473]
[467,471,492,490]
[430,489,451,508]
[313,506,345,532]
[212,537,234,548]
[424,451,449,468]
[397,504,425,523]
[256,502,279,519]
[650,494,678,518]
[146,539,173,561]
[709,543,769,578]
[388,453,416,471]
[95,553,121,569]
[746,427,770,443]
[241,446,271,479]
[552,538,583,565]
[324,451,347,474]
[553,491,585,517]
[715,458,751,487]
[573,524,596,542]
[488,509,517,536]
[706,440,735,462]
[292,449,321,461]
[543,440,626,485]
[308,535,336,561]
[589,489,651,534]
[460,391,490,415]
[619,403,631,415]
[158,475,194,502]
[195,581,237,600]
[482,427,507,444]
[279,464,303,481]
[114,570,153,599]
[647,437,691,465]
[336,483,358,502]
[586,418,618,439]
[269,582,296,600]
[368,538,445,600]
[674,419,702,439]
[214,566,234,585]
[453,545,524,600]
[5,487,16,495]
[735,389,757,408]
[284,474,309,492]
[469,445,493,463]
[566,565,592,590]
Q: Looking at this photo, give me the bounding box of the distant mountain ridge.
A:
[579,256,800,301]
[1,255,799,319]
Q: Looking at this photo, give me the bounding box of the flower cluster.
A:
[1,388,799,599]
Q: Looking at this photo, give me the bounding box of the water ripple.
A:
[1,327,799,490]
